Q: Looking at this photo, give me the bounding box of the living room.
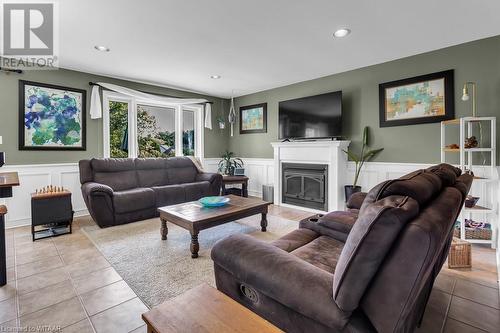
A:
[0,1,499,332]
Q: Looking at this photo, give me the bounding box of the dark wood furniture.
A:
[0,172,20,286]
[31,190,73,241]
[158,195,270,258]
[142,283,282,333]
[221,175,249,197]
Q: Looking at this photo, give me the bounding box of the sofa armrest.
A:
[346,192,367,209]
[196,172,222,184]
[211,234,349,330]
[82,182,114,196]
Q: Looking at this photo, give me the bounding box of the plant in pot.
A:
[216,116,226,129]
[343,126,384,201]
[218,151,243,176]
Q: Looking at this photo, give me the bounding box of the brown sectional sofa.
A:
[211,164,472,333]
[79,157,222,227]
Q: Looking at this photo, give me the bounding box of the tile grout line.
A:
[52,236,98,333]
[440,278,456,333]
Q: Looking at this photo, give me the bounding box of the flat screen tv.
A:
[279,91,342,140]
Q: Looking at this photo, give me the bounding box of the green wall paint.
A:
[0,67,230,165]
[230,36,500,163]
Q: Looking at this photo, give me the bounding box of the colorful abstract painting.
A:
[385,79,445,120]
[240,103,267,134]
[20,81,86,150]
[379,70,454,127]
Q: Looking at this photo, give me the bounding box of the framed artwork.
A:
[19,80,87,150]
[239,103,267,134]
[379,70,454,127]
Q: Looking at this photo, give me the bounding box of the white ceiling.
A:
[60,0,500,98]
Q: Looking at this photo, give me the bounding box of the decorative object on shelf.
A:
[464,136,478,149]
[464,195,480,208]
[445,143,459,149]
[217,116,226,129]
[19,80,87,150]
[379,70,454,127]
[448,237,472,269]
[218,151,243,176]
[31,187,73,241]
[239,103,267,134]
[454,219,492,240]
[233,167,245,176]
[228,96,236,137]
[461,82,477,117]
[198,196,230,207]
[343,126,384,201]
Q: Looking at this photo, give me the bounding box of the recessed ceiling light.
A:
[210,75,221,79]
[94,45,110,52]
[333,28,351,38]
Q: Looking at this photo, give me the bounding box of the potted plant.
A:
[218,151,243,176]
[217,116,226,129]
[343,126,384,201]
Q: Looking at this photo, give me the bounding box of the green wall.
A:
[230,35,500,163]
[0,67,230,165]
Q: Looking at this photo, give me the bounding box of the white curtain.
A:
[204,103,212,130]
[89,82,211,127]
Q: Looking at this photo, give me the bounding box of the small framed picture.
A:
[240,103,267,134]
[19,80,87,150]
[379,70,454,127]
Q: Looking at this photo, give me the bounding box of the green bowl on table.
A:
[198,196,230,207]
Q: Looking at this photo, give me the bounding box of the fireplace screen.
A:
[282,163,328,211]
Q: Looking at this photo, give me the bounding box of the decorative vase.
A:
[219,122,225,129]
[344,185,361,202]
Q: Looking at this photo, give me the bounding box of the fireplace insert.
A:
[282,163,328,211]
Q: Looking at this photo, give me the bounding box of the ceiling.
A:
[60,0,500,98]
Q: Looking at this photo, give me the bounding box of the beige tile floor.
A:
[0,204,499,333]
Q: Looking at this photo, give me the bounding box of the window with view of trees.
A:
[104,93,202,159]
[137,105,176,158]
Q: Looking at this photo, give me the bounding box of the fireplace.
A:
[282,163,328,211]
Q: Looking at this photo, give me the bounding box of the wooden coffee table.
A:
[158,195,271,258]
[142,283,282,333]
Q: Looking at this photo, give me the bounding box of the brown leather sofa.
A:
[211,164,472,333]
[79,157,222,228]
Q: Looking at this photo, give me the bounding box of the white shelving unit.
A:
[441,117,497,248]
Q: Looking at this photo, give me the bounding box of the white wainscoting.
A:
[1,163,87,229]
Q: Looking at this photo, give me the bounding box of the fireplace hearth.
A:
[282,163,328,211]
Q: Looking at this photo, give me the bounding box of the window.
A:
[103,92,203,159]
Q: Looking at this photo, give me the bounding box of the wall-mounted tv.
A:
[278,91,342,140]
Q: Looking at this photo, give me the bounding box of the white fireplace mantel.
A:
[271,140,350,213]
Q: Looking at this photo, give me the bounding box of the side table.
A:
[0,172,20,286]
[221,175,249,197]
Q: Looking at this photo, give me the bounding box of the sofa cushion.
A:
[332,195,419,312]
[291,236,344,274]
[183,181,211,201]
[165,157,197,184]
[91,158,138,191]
[135,158,168,187]
[152,185,186,207]
[271,228,319,253]
[113,188,156,214]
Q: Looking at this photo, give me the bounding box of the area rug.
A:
[82,215,298,308]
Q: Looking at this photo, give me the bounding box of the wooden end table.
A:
[222,175,249,197]
[0,172,20,286]
[142,283,282,333]
[158,195,270,258]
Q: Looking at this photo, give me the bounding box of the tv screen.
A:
[279,91,342,140]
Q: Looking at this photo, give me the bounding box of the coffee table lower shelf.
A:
[142,283,282,333]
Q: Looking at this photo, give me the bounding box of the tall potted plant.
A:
[218,151,243,176]
[343,126,384,201]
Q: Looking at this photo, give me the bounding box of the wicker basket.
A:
[448,237,472,268]
[453,227,492,240]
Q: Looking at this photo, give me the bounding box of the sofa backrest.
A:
[135,158,168,187]
[79,157,199,191]
[332,164,469,315]
[360,174,471,333]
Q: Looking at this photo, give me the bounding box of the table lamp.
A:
[461,82,477,117]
